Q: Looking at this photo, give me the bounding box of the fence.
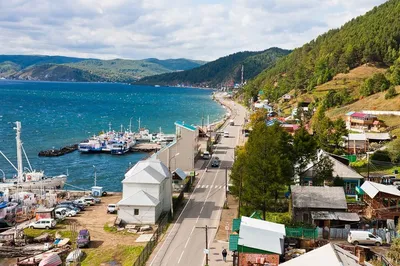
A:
[285,227,318,239]
[173,176,192,213]
[132,212,169,266]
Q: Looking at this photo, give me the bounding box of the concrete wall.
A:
[118,203,162,225]
[155,124,199,171]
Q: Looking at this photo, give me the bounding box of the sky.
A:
[0,0,387,61]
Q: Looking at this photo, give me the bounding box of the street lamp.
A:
[93,165,97,187]
[168,153,179,218]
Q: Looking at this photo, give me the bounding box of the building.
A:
[154,121,199,171]
[171,168,187,192]
[299,151,364,198]
[360,181,400,223]
[254,100,273,112]
[281,243,372,266]
[344,133,391,154]
[290,186,359,229]
[229,216,285,266]
[117,159,172,225]
[346,112,378,131]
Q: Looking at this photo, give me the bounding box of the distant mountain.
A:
[139,48,291,87]
[244,0,400,102]
[0,55,205,82]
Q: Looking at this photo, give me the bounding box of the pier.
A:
[131,143,161,152]
[38,144,78,157]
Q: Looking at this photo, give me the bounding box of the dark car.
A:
[211,159,220,167]
[59,201,85,211]
[77,229,91,248]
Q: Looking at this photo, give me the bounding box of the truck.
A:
[229,119,234,126]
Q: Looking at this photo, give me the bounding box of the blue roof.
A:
[266,119,282,126]
[345,111,355,116]
[175,121,196,131]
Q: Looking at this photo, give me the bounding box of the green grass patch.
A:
[351,161,400,175]
[23,224,68,238]
[81,245,144,266]
[346,196,358,203]
[103,223,118,233]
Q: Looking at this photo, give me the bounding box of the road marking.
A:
[205,185,209,189]
[219,185,222,189]
[201,185,205,188]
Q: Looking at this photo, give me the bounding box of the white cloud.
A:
[0,0,387,61]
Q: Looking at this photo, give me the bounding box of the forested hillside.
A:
[139,48,291,87]
[244,0,400,102]
[0,55,205,82]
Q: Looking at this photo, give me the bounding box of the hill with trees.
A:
[244,0,400,102]
[0,55,205,82]
[139,48,291,87]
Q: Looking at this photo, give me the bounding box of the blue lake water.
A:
[0,80,225,191]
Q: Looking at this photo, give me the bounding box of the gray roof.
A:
[280,243,372,266]
[117,190,160,207]
[311,211,360,222]
[291,186,347,210]
[173,168,187,180]
[123,158,170,184]
[302,151,363,180]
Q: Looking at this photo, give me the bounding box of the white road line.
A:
[205,185,209,189]
[201,185,205,188]
[219,185,222,189]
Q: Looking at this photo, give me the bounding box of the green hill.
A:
[139,47,291,87]
[244,0,400,102]
[0,55,205,82]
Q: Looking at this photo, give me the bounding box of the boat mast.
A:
[14,121,23,183]
[138,118,141,132]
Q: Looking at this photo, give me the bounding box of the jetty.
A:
[131,143,161,152]
[38,144,78,157]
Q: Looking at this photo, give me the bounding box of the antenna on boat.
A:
[120,124,123,133]
[14,121,23,183]
[108,122,112,133]
[138,118,141,131]
[21,144,33,172]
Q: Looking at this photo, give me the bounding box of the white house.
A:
[282,94,292,101]
[117,158,172,225]
[254,100,273,112]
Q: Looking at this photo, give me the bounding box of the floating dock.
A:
[38,144,78,157]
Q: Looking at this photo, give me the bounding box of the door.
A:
[367,234,377,244]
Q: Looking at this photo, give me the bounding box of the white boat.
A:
[0,121,67,192]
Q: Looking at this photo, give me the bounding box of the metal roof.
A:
[360,181,400,199]
[345,133,391,141]
[173,168,187,180]
[232,218,241,232]
[123,158,170,184]
[311,211,360,222]
[117,190,160,207]
[291,186,347,210]
[280,243,372,266]
[174,121,197,131]
[301,150,363,180]
[238,216,285,255]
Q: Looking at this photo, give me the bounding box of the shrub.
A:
[385,86,397,99]
[371,150,391,162]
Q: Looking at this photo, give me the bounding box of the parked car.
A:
[229,119,234,126]
[59,201,85,211]
[107,204,117,214]
[77,229,91,248]
[55,210,66,220]
[223,131,229,138]
[202,151,210,160]
[347,231,382,246]
[29,218,56,229]
[56,207,77,217]
[86,196,101,204]
[56,204,80,213]
[74,199,91,207]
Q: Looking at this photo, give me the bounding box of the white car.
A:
[107,204,117,214]
[29,218,57,229]
[56,207,77,217]
[347,231,382,246]
[74,199,91,206]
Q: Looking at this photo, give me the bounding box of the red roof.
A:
[350,112,369,118]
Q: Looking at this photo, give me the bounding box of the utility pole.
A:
[196,225,217,266]
[225,167,228,200]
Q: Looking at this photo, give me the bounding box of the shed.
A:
[172,168,187,191]
[91,186,103,197]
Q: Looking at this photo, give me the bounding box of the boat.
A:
[110,142,129,155]
[0,201,18,228]
[78,137,103,153]
[0,121,67,192]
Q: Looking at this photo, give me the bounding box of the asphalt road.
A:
[148,94,247,266]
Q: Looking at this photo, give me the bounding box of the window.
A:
[368,234,376,238]
[134,209,139,215]
[302,213,309,223]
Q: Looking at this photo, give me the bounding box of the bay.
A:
[0,80,225,192]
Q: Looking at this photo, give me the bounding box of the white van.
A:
[347,231,382,246]
[29,218,57,229]
[223,131,229,138]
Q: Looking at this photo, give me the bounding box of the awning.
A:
[172,168,187,180]
[355,186,364,195]
[311,211,360,222]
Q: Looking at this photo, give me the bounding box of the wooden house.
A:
[360,181,400,223]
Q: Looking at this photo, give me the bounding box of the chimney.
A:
[356,247,365,265]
